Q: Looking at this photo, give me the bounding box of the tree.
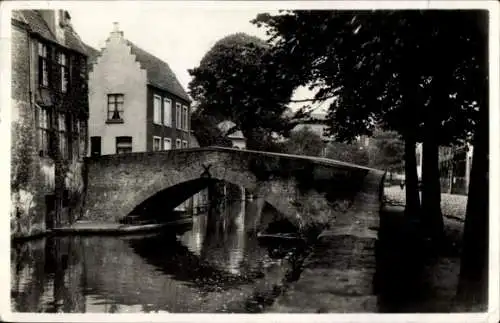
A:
[254,10,484,241]
[255,9,489,307]
[190,108,233,148]
[284,126,325,157]
[325,141,370,166]
[367,129,405,171]
[188,33,308,150]
[456,12,489,308]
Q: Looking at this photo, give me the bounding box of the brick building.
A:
[86,23,191,156]
[11,10,89,238]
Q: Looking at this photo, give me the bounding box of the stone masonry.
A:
[82,147,372,227]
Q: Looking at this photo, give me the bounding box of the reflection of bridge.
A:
[82,147,380,227]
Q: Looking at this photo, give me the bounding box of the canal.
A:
[11,198,308,313]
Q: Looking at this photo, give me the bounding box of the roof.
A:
[126,40,191,103]
[12,10,88,56]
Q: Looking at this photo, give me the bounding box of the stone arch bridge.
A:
[81,147,384,229]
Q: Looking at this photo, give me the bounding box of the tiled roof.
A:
[126,40,191,103]
[12,10,87,56]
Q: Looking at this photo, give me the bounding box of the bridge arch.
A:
[82,149,301,226]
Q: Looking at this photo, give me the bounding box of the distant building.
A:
[11,10,89,238]
[415,143,473,195]
[87,22,191,156]
[217,120,246,149]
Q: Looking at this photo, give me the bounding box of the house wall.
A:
[88,33,147,155]
[11,22,46,238]
[145,86,190,151]
[11,15,88,239]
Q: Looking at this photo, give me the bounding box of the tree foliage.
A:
[325,141,370,166]
[284,126,325,157]
[367,130,405,170]
[190,108,233,147]
[254,9,489,305]
[188,32,308,150]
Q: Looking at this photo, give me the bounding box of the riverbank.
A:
[266,170,383,312]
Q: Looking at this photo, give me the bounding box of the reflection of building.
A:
[86,22,191,156]
[415,143,473,195]
[217,120,246,149]
[11,10,89,238]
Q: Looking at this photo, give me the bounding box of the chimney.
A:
[110,22,124,38]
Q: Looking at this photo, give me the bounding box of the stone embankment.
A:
[268,170,385,312]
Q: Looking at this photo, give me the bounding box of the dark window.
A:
[90,136,101,157]
[153,137,161,151]
[38,106,51,157]
[116,136,132,154]
[58,51,69,93]
[182,106,188,131]
[62,190,70,207]
[107,94,124,121]
[38,42,49,87]
[176,103,182,129]
[58,113,70,159]
[45,194,56,229]
[78,119,87,157]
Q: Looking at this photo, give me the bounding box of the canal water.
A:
[11,199,307,313]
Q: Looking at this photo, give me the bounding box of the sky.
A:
[66,3,326,112]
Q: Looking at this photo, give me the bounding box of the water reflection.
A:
[11,199,302,313]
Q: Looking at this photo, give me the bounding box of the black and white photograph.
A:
[2,1,499,322]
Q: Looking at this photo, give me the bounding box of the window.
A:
[153,136,161,151]
[58,52,68,93]
[163,98,172,126]
[38,42,49,87]
[176,103,182,129]
[58,113,68,159]
[153,95,162,124]
[182,106,188,131]
[182,140,188,148]
[72,116,80,158]
[38,106,51,156]
[175,139,181,149]
[78,119,87,157]
[107,94,124,121]
[116,136,132,154]
[163,138,172,150]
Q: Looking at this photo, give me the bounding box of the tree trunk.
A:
[403,132,421,219]
[421,131,444,243]
[457,98,489,308]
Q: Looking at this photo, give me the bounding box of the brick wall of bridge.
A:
[82,148,372,229]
